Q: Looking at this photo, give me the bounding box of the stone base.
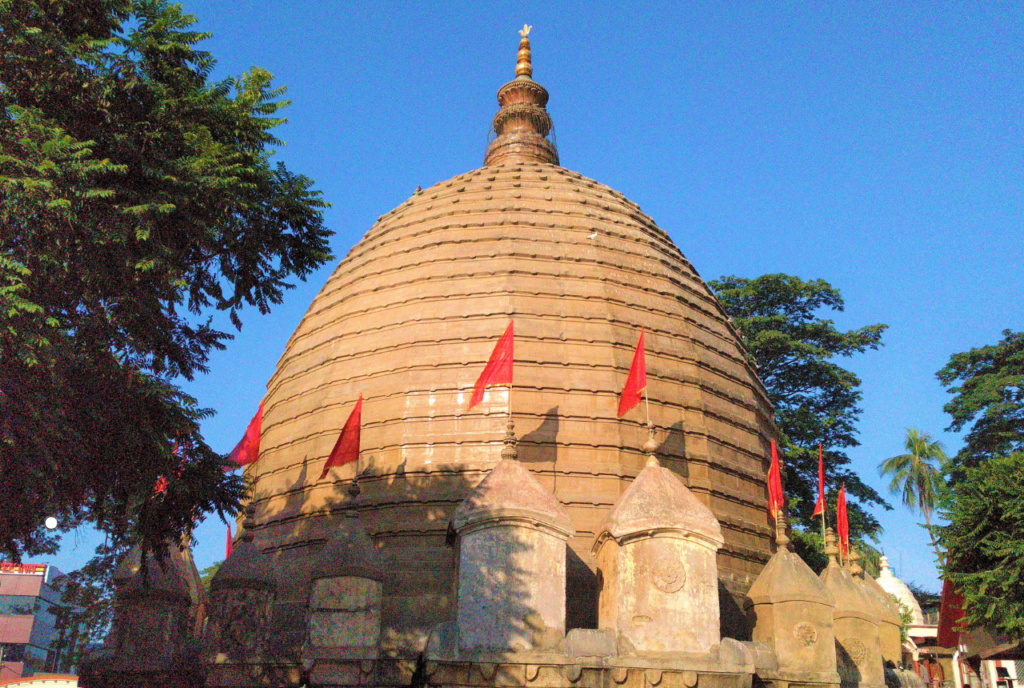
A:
[79,662,203,688]
[204,660,303,687]
[420,658,754,688]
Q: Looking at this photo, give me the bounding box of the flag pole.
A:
[643,385,650,428]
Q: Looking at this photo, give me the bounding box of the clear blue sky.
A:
[50,2,1022,593]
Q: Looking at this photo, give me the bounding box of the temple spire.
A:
[484,26,559,167]
[516,25,533,78]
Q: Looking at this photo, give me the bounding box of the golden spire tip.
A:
[515,25,533,78]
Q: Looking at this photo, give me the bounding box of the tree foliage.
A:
[709,274,890,549]
[937,330,1024,470]
[937,452,1024,638]
[878,428,948,561]
[0,0,332,560]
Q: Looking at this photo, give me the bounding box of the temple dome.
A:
[246,29,776,655]
[876,555,925,625]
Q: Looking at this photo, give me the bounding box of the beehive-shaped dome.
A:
[246,30,776,656]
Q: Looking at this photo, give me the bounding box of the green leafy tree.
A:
[199,560,222,593]
[0,0,331,560]
[709,274,890,561]
[937,330,1024,470]
[878,428,948,561]
[937,452,1024,638]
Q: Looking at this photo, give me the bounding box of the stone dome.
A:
[876,555,925,625]
[245,30,776,655]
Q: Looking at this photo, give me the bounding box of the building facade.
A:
[0,563,80,682]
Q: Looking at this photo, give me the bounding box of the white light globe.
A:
[44,516,58,530]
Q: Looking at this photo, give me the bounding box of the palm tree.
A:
[878,428,948,561]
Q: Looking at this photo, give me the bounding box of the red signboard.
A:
[0,562,46,575]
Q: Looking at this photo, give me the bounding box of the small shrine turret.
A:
[592,427,725,655]
[745,513,839,687]
[450,421,574,656]
[305,480,385,688]
[820,530,885,688]
[205,500,280,686]
[80,542,203,687]
[849,548,904,667]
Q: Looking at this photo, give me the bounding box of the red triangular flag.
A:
[320,395,362,480]
[936,578,966,647]
[467,322,514,410]
[617,329,647,418]
[226,525,234,559]
[837,482,849,557]
[812,443,826,517]
[767,439,784,518]
[229,403,263,467]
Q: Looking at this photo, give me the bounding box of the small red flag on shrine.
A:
[837,482,850,557]
[767,439,784,518]
[617,329,647,417]
[229,404,263,467]
[467,321,514,410]
[812,443,826,517]
[320,395,362,480]
[226,525,234,559]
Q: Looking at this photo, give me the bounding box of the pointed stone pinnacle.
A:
[774,511,791,550]
[642,422,659,467]
[240,501,256,543]
[849,545,863,577]
[824,527,839,564]
[501,419,519,461]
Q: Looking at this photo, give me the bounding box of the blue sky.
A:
[49,2,1022,593]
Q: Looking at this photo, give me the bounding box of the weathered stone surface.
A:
[453,457,573,536]
[454,457,573,654]
[80,545,205,688]
[566,629,617,659]
[820,561,884,688]
[745,543,838,683]
[310,515,384,583]
[204,517,282,685]
[594,458,725,655]
[309,577,382,649]
[857,572,903,666]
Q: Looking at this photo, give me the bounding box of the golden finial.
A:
[515,25,533,79]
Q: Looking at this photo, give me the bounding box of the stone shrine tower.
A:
[246,26,777,660]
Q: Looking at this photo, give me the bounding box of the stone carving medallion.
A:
[649,555,686,593]
[794,622,818,646]
[208,588,273,657]
[842,637,868,665]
